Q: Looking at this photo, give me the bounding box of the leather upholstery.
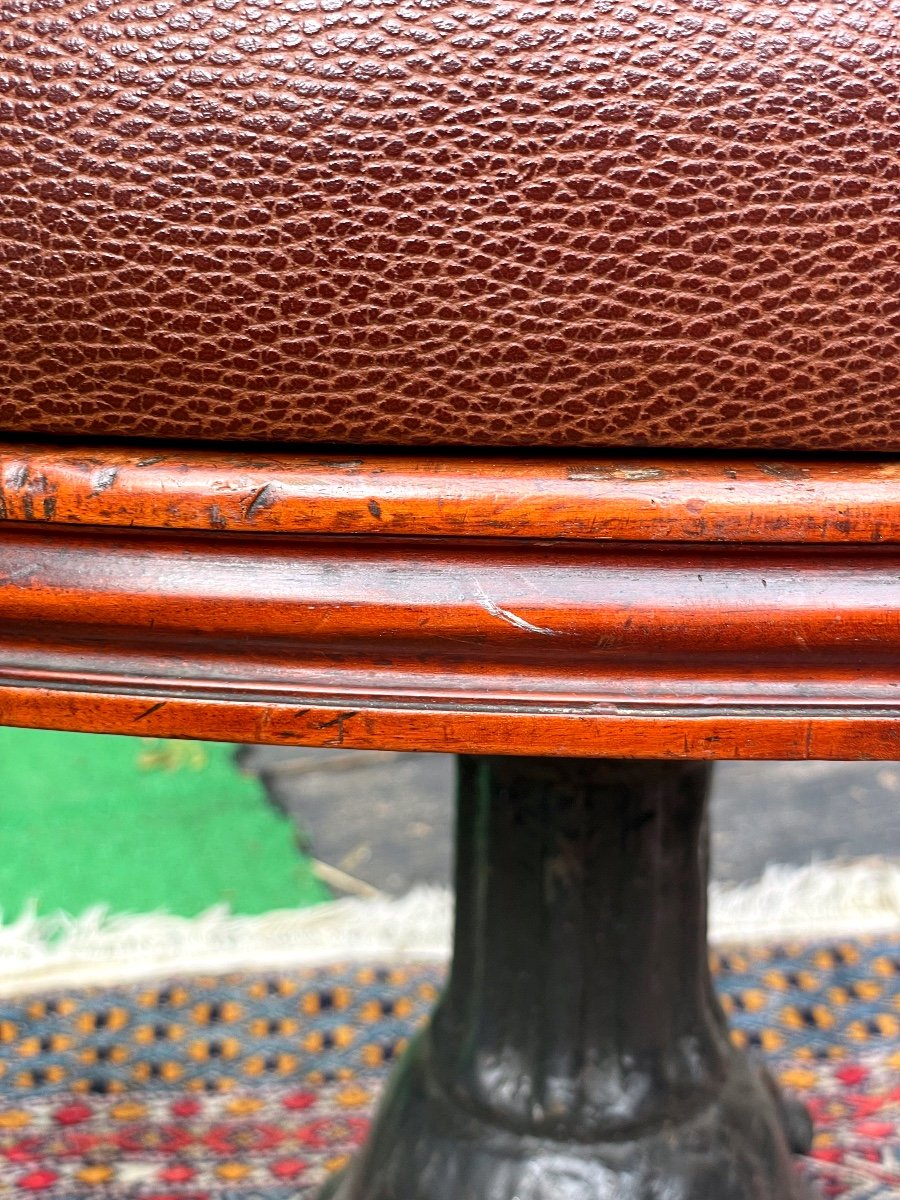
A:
[1,0,898,450]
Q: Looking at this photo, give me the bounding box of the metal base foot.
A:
[321,757,813,1200]
[325,1037,811,1199]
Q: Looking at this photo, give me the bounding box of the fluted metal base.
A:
[322,757,813,1200]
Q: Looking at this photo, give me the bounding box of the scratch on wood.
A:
[244,484,278,519]
[317,712,359,730]
[0,564,36,586]
[367,499,382,519]
[567,465,665,483]
[134,700,168,721]
[758,463,809,481]
[306,458,364,470]
[315,711,359,745]
[208,505,227,530]
[92,467,119,494]
[9,464,28,491]
[471,581,560,637]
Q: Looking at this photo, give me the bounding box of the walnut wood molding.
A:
[0,444,898,758]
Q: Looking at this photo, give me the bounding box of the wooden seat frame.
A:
[2,443,899,1198]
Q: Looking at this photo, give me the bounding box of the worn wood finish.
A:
[0,442,887,1194]
[3,444,900,544]
[0,524,899,758]
[0,443,898,757]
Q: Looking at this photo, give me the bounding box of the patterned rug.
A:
[0,937,898,1199]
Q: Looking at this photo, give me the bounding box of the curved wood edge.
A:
[2,688,898,761]
[1,523,899,757]
[2,443,900,543]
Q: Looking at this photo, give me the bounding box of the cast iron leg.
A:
[324,757,811,1200]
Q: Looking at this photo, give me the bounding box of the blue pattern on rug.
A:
[0,936,897,1197]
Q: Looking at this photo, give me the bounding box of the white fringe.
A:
[0,859,898,997]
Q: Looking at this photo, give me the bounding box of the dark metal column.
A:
[325,756,810,1200]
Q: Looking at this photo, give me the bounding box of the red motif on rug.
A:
[0,939,898,1197]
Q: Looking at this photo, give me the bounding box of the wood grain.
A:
[0,507,898,757]
[2,444,900,543]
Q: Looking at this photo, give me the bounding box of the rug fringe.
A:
[710,857,900,942]
[0,858,898,995]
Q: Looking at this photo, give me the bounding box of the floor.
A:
[238,748,900,895]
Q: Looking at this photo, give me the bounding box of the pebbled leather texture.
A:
[1,0,899,450]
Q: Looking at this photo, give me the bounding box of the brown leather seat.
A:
[2,0,898,450]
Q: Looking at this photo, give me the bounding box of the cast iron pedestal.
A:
[325,756,811,1200]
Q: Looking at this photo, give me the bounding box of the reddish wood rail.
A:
[3,445,900,543]
[0,444,898,758]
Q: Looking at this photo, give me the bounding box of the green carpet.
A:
[0,729,329,920]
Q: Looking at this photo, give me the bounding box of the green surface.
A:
[0,729,329,919]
